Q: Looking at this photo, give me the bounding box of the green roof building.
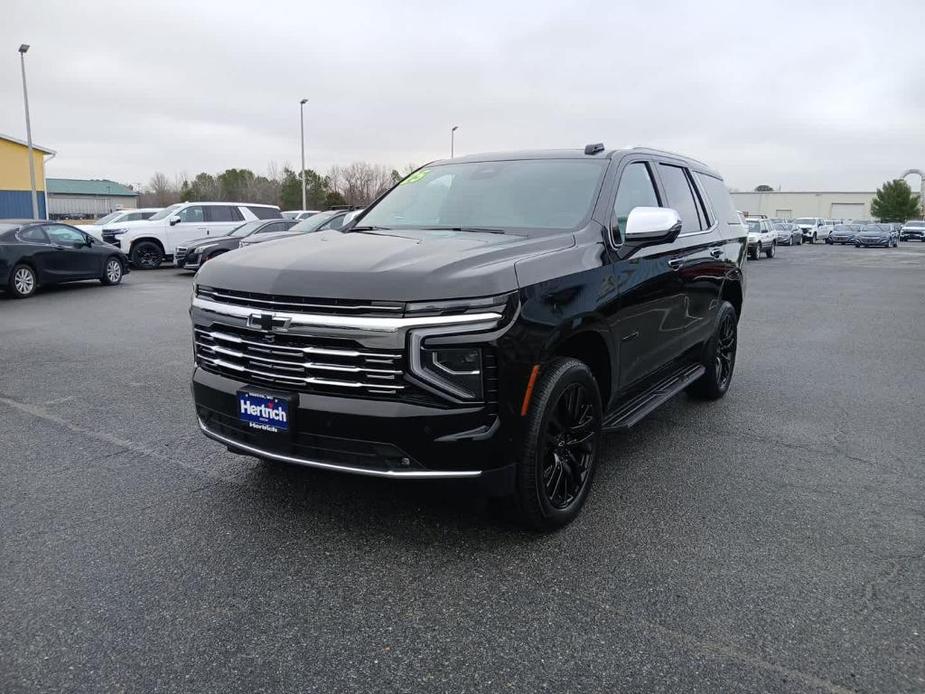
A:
[47,177,138,219]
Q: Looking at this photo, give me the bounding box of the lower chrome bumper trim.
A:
[197,418,482,479]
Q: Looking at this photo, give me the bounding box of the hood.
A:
[240,230,303,247]
[103,218,163,231]
[183,235,235,250]
[196,227,574,300]
[858,229,888,237]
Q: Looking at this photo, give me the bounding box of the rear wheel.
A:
[688,301,738,400]
[8,264,37,298]
[100,256,123,285]
[748,243,760,260]
[514,358,602,531]
[765,242,776,258]
[131,241,163,269]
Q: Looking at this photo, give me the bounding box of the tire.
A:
[513,358,603,531]
[130,241,164,269]
[100,256,124,285]
[765,242,775,258]
[688,301,738,400]
[855,243,861,248]
[811,233,817,244]
[797,235,802,245]
[8,263,37,299]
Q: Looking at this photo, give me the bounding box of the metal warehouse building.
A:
[0,133,55,218]
[47,178,138,219]
[731,191,875,220]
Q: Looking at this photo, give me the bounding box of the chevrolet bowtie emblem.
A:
[247,312,291,332]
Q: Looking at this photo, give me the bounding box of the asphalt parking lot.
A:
[1,243,923,693]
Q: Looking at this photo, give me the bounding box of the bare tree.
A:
[329,162,394,206]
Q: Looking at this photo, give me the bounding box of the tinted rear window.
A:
[248,206,282,220]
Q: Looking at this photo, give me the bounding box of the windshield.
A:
[794,218,815,225]
[833,225,852,231]
[771,223,787,230]
[360,159,608,231]
[290,211,342,232]
[905,221,925,228]
[861,225,885,232]
[148,203,183,221]
[95,211,124,225]
[227,221,266,237]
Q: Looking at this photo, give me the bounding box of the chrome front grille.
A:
[194,327,406,396]
[196,285,405,316]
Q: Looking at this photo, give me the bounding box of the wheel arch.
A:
[719,274,744,320]
[549,327,613,408]
[130,237,166,254]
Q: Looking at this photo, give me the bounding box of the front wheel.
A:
[514,358,602,531]
[8,263,37,298]
[688,301,738,400]
[131,241,164,270]
[100,257,124,285]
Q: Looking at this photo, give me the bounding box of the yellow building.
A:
[0,132,56,219]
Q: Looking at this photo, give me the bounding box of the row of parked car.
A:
[0,203,364,298]
[742,215,923,257]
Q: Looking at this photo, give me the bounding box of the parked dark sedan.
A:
[827,223,862,245]
[771,222,802,245]
[855,224,897,248]
[0,220,129,299]
[237,209,353,249]
[174,219,297,270]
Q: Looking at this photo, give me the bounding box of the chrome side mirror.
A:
[624,207,682,242]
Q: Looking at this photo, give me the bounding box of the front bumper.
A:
[900,232,924,240]
[856,238,890,246]
[192,367,514,483]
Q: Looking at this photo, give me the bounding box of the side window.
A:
[658,164,705,233]
[126,212,142,221]
[205,205,242,223]
[18,226,49,243]
[258,222,285,233]
[177,206,205,223]
[611,162,660,244]
[696,173,739,225]
[44,225,87,245]
[247,206,280,220]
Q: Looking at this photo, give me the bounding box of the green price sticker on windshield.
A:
[401,169,430,185]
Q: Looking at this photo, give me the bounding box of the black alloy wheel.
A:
[689,300,738,400]
[542,382,596,510]
[131,241,163,269]
[514,358,602,530]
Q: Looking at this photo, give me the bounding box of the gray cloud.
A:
[2,0,924,191]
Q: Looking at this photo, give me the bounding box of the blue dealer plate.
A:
[238,392,289,432]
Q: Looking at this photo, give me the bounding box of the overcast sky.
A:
[2,0,924,192]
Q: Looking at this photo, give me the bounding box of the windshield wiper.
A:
[348,225,391,232]
[424,226,507,234]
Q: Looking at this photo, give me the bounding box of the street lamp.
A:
[451,125,459,158]
[300,98,308,210]
[18,44,39,219]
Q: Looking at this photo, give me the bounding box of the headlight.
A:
[110,228,129,236]
[406,293,516,403]
[419,347,483,400]
[195,243,218,253]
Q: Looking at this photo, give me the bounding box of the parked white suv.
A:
[102,202,282,268]
[793,217,833,243]
[746,217,777,259]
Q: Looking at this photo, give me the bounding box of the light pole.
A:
[18,44,39,219]
[300,98,308,210]
[450,125,459,158]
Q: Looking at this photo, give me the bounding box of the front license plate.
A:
[238,391,289,433]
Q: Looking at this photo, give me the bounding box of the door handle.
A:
[667,258,684,270]
[710,248,723,258]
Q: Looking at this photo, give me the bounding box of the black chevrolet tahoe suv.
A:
[190,145,747,529]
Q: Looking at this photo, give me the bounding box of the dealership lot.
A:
[1,244,923,692]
